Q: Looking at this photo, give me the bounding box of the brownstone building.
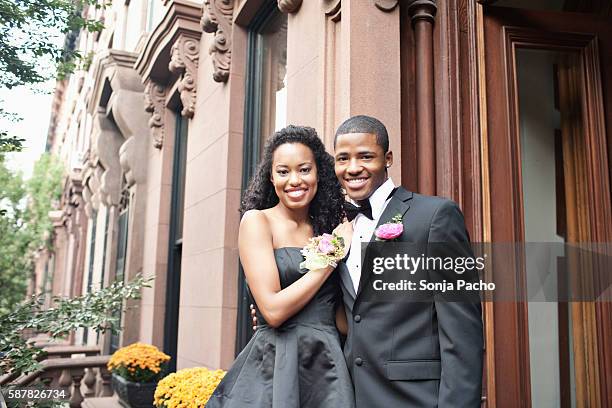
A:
[39,0,611,406]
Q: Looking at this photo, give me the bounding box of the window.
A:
[83,210,98,344]
[110,177,131,353]
[163,108,188,373]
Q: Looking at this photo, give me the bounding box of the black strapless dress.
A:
[206,247,355,408]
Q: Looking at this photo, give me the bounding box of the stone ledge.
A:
[82,395,121,408]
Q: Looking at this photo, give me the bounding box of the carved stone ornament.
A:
[324,0,341,16]
[374,0,400,12]
[277,0,302,13]
[144,81,167,148]
[201,0,233,83]
[169,35,200,118]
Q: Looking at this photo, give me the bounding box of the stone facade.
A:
[38,0,612,404]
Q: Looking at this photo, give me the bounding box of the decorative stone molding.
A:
[94,114,123,207]
[277,0,302,13]
[201,0,233,83]
[144,81,167,148]
[324,0,341,16]
[169,35,199,117]
[374,0,400,12]
[81,171,94,218]
[89,50,143,108]
[49,210,65,229]
[135,0,202,148]
[135,1,201,83]
[87,49,149,187]
[86,47,151,202]
[60,173,84,237]
[82,159,103,217]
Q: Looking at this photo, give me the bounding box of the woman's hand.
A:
[333,221,354,257]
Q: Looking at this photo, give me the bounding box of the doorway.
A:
[482,5,612,407]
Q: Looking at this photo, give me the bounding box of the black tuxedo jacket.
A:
[338,187,483,407]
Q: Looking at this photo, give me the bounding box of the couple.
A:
[207,116,483,407]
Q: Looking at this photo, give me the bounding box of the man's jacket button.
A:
[354,315,361,323]
[355,358,363,366]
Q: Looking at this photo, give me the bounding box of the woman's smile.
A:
[285,187,308,200]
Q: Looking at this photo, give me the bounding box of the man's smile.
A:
[344,177,369,188]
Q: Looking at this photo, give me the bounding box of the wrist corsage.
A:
[299,233,346,272]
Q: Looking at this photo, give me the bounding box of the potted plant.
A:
[154,367,225,408]
[108,342,171,408]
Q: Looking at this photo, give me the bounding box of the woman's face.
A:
[270,142,318,210]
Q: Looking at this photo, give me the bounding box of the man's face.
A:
[334,132,393,202]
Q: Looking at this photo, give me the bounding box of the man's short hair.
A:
[334,115,389,152]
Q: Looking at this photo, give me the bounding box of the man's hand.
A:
[333,221,354,257]
[249,303,258,331]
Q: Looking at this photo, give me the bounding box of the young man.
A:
[334,115,483,407]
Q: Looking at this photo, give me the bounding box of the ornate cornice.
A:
[89,49,140,114]
[169,35,199,117]
[144,81,167,148]
[135,0,202,148]
[135,0,202,84]
[277,0,302,13]
[201,0,233,83]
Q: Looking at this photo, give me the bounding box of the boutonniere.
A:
[374,214,403,241]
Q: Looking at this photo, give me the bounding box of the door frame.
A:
[480,6,612,407]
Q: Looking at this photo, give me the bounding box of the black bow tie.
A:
[343,187,398,222]
[344,201,373,221]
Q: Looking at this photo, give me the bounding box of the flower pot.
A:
[111,373,157,408]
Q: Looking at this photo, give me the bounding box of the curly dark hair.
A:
[240,125,344,235]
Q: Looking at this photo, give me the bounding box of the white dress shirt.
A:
[346,178,396,291]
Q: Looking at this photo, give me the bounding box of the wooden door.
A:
[482,6,612,407]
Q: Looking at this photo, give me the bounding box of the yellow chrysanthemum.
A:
[107,342,171,380]
[154,367,226,408]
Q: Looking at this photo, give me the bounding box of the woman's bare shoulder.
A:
[240,210,273,242]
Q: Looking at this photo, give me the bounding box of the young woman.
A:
[206,126,355,407]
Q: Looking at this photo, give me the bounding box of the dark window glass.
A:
[163,109,188,373]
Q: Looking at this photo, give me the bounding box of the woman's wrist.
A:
[309,264,335,275]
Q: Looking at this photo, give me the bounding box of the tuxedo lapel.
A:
[338,261,356,301]
[356,187,413,299]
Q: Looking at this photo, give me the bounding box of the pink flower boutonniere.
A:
[374,214,404,241]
